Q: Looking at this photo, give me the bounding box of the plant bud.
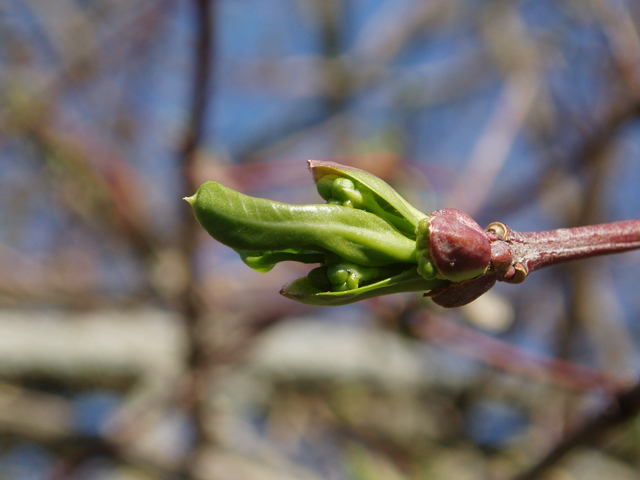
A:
[417,209,491,282]
[427,275,497,308]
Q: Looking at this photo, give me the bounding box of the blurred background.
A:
[2,0,640,479]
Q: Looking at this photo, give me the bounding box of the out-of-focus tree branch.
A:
[177,0,215,477]
[235,0,486,163]
[410,311,631,394]
[483,97,640,218]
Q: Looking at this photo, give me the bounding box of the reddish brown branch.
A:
[486,219,640,283]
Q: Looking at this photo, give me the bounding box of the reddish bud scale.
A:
[427,275,497,308]
[426,209,492,282]
[489,240,514,278]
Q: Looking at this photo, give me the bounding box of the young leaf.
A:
[188,180,418,266]
[308,160,426,236]
[281,267,449,306]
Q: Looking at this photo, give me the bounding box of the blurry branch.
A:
[236,0,352,162]
[236,0,487,163]
[232,49,492,163]
[16,0,172,92]
[478,2,640,219]
[179,0,214,173]
[448,71,539,216]
[0,2,192,307]
[483,96,640,218]
[223,46,489,102]
[513,380,640,480]
[0,49,167,306]
[0,116,178,305]
[449,3,543,215]
[0,80,152,251]
[177,0,215,476]
[593,0,640,99]
[565,265,636,377]
[40,127,156,256]
[314,0,346,115]
[559,115,636,381]
[1,0,174,237]
[350,0,464,62]
[410,312,631,394]
[523,68,637,474]
[236,107,350,163]
[17,121,164,308]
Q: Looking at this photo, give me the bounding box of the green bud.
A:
[308,160,427,237]
[417,254,436,279]
[328,265,350,285]
[316,175,338,200]
[307,266,333,291]
[331,177,364,207]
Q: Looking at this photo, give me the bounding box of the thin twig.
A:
[486,219,640,283]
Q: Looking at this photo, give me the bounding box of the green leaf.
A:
[308,160,427,236]
[280,267,449,306]
[238,249,325,273]
[189,180,417,267]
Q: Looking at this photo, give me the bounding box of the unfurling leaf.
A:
[186,161,497,307]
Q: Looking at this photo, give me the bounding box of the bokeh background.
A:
[2,0,640,479]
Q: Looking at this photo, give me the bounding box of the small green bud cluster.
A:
[317,176,364,209]
[311,174,412,292]
[308,262,404,292]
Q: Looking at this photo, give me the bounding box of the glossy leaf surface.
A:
[281,268,448,306]
[188,180,417,267]
[308,160,426,236]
